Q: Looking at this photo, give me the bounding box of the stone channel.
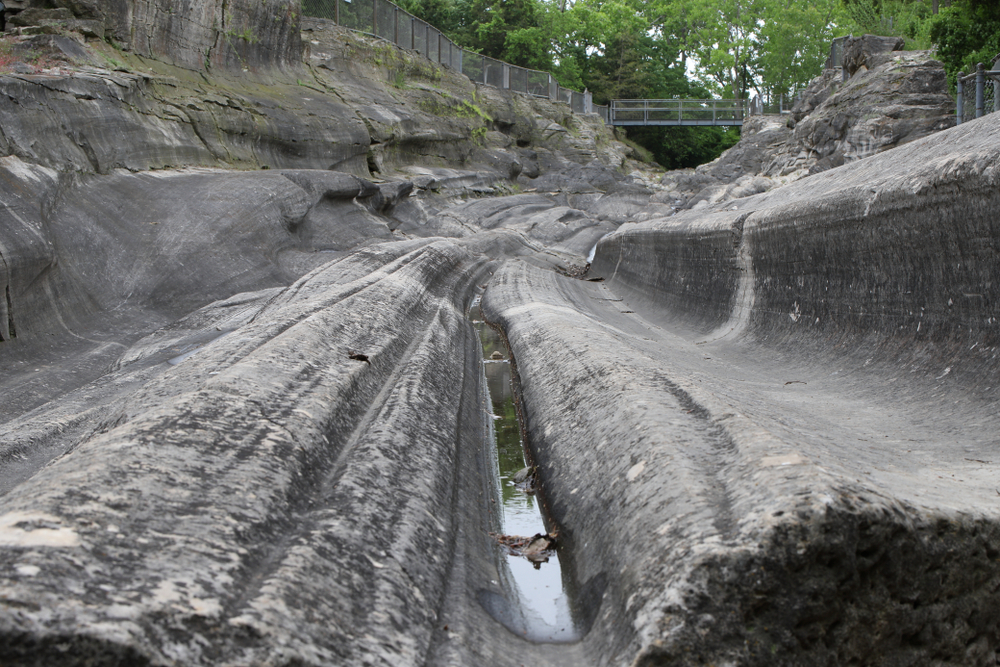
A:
[470,294,582,643]
[0,7,998,666]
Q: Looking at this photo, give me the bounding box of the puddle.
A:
[469,295,583,642]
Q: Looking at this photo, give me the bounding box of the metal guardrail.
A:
[610,99,747,126]
[748,88,804,117]
[302,0,595,115]
[302,0,748,127]
[956,63,1000,124]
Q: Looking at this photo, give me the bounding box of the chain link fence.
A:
[302,0,596,117]
[956,63,1000,124]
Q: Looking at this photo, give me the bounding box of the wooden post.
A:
[371,0,377,35]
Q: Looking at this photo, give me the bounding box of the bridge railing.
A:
[302,0,597,116]
[611,99,747,125]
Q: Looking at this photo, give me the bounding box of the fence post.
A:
[372,0,377,35]
[393,7,398,44]
[334,0,339,26]
[548,74,555,100]
[976,63,985,118]
[712,99,717,124]
[956,73,963,124]
[502,64,510,89]
[410,17,414,50]
[584,89,592,113]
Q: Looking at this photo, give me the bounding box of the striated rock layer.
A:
[1,11,998,667]
[574,111,1000,665]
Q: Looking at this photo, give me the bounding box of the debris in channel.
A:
[348,351,371,364]
[491,532,558,567]
[511,465,537,493]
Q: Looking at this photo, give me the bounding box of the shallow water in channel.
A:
[470,296,580,642]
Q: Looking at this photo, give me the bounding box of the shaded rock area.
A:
[3,0,303,70]
[1,9,999,667]
[661,38,955,209]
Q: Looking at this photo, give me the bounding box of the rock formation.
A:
[3,0,303,70]
[662,36,956,210]
[1,6,998,667]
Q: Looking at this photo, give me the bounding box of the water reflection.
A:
[470,296,581,642]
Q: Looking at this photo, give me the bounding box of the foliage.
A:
[309,0,1000,168]
[839,0,934,48]
[928,0,1000,84]
[835,0,1000,85]
[625,125,741,169]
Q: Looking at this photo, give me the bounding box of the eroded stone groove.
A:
[4,283,14,341]
[0,13,999,666]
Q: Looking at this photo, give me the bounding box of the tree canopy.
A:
[392,0,981,168]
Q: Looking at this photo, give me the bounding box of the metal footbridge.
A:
[605,99,746,126]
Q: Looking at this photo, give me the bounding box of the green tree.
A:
[681,0,764,100]
[756,0,844,102]
[928,0,1000,83]
[839,0,934,47]
[461,0,552,68]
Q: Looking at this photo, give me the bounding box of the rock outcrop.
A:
[662,39,955,209]
[1,7,998,667]
[4,0,303,70]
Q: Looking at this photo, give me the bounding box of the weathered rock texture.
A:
[6,0,303,70]
[661,45,955,209]
[1,8,998,667]
[0,237,496,665]
[497,111,1000,666]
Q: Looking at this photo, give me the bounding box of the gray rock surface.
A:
[1,12,998,667]
[842,34,905,77]
[662,47,955,208]
[0,237,495,665]
[489,111,1000,666]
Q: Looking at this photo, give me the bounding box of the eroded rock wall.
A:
[2,5,998,665]
[594,110,1000,402]
[8,0,304,70]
